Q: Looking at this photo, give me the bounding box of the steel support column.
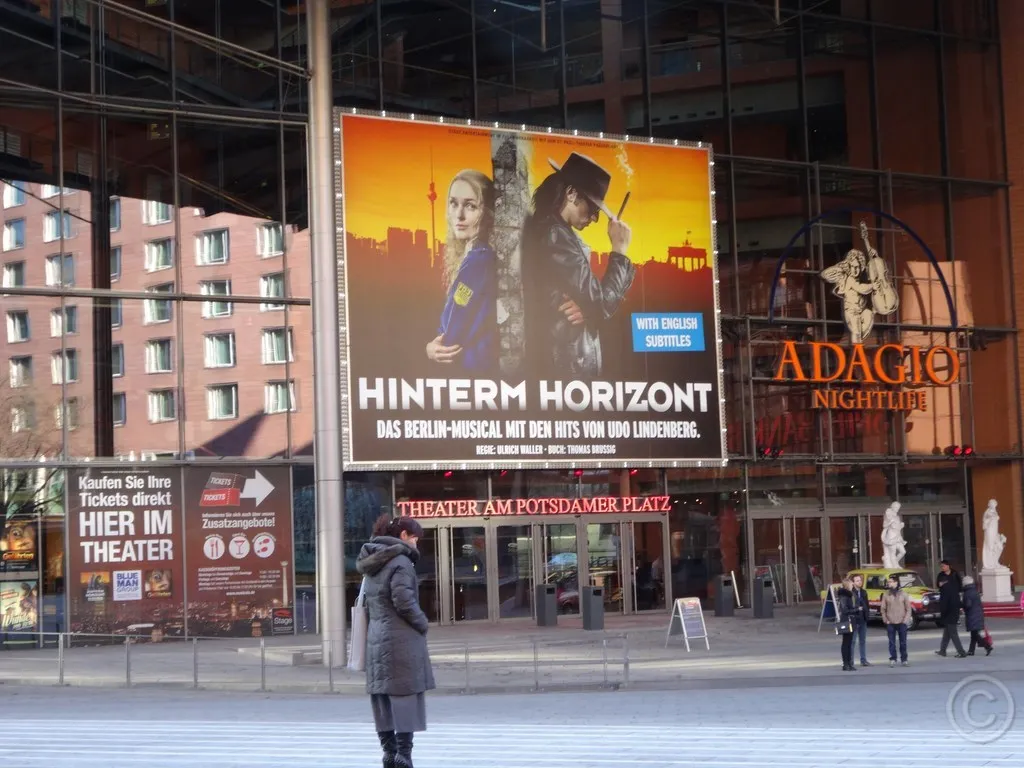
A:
[307,0,347,668]
[558,0,568,129]
[640,0,652,134]
[91,5,114,458]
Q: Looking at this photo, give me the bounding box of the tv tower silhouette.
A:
[427,150,437,268]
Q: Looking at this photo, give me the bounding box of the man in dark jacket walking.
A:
[935,559,967,658]
[961,576,993,656]
[850,574,872,666]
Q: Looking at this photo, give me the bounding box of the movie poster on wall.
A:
[66,467,184,638]
[184,466,294,638]
[0,580,38,634]
[337,112,725,469]
[0,517,38,573]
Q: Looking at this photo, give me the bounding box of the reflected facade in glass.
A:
[1,1,1023,640]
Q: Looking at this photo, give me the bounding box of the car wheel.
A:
[909,616,920,631]
[935,620,945,629]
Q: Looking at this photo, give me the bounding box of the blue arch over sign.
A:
[766,207,958,330]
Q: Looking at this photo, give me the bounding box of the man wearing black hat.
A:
[519,151,636,378]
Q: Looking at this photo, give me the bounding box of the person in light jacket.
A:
[880,574,912,667]
[961,576,993,656]
[357,515,436,768]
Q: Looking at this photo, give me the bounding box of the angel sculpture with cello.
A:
[820,220,899,344]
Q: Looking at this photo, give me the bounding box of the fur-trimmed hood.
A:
[356,536,419,576]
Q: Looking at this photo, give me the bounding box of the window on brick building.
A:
[207,383,239,420]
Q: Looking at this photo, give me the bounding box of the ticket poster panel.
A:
[66,467,183,638]
[184,466,294,638]
[337,112,725,469]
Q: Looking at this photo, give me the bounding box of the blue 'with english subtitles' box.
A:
[631,313,706,352]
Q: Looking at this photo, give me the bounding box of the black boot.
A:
[377,731,397,768]
[395,733,414,767]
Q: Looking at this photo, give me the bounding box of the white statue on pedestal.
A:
[881,501,906,569]
[981,499,1008,571]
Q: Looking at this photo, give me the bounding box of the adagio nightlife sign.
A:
[770,219,960,412]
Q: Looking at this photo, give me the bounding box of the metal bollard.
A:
[464,643,471,693]
[57,633,65,686]
[192,638,199,689]
[125,637,132,688]
[327,641,334,694]
[532,639,539,691]
[622,633,630,687]
[260,637,267,692]
[602,638,608,686]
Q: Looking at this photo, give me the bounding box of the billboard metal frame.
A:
[333,107,727,471]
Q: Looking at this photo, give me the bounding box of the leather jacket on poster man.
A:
[522,213,636,379]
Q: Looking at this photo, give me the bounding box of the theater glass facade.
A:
[1,0,1023,640]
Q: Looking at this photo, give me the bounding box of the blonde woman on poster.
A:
[424,170,500,374]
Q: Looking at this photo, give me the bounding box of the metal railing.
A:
[0,630,649,695]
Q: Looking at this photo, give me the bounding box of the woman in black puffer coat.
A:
[836,579,858,671]
[357,515,436,768]
[961,576,993,656]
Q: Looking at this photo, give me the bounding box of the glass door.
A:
[630,520,668,612]
[542,523,579,615]
[789,518,824,602]
[829,517,860,580]
[861,515,883,566]
[414,527,442,624]
[939,513,968,575]
[751,518,784,603]
[449,526,488,621]
[585,523,624,614]
[902,513,933,578]
[496,524,533,619]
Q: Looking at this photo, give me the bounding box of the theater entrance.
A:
[412,512,670,624]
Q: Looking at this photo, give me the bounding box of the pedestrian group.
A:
[836,559,994,671]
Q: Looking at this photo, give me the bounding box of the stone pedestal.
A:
[979,568,1016,603]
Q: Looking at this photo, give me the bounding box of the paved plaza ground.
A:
[2,607,1021,765]
[1,677,1021,767]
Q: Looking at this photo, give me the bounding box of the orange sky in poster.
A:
[340,115,714,263]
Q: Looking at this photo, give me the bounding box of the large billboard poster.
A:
[66,467,184,637]
[337,112,725,468]
[184,466,294,637]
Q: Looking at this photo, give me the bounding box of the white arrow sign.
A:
[240,470,274,507]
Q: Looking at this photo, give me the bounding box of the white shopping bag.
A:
[347,577,368,672]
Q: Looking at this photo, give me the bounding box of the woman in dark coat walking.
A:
[836,579,858,671]
[357,515,436,768]
[961,576,993,656]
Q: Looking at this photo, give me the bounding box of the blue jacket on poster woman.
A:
[438,244,498,374]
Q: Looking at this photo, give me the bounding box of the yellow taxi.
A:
[823,567,942,630]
